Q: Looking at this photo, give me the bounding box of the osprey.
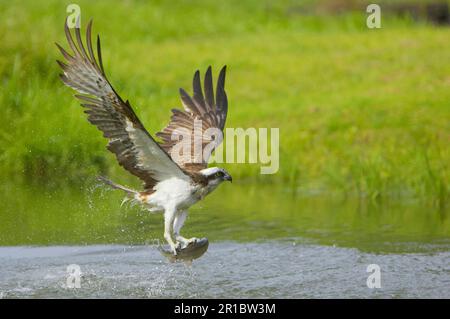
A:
[56,20,232,255]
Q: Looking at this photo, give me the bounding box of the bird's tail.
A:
[96,176,137,198]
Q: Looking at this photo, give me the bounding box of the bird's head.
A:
[200,167,232,187]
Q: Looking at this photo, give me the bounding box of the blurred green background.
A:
[0,0,449,248]
[1,0,449,202]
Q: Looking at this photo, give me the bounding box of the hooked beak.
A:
[224,174,232,183]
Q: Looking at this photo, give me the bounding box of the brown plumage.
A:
[56,19,228,191]
[156,66,228,171]
[57,19,232,255]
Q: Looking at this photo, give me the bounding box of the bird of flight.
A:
[56,19,232,255]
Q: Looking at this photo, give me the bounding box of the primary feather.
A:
[56,19,189,190]
[156,66,228,171]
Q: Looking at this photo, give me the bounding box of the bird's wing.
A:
[156,66,228,172]
[56,20,189,189]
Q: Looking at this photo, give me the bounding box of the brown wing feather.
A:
[156,66,228,172]
[56,19,189,189]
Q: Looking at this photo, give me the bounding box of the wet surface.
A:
[0,241,449,298]
[0,182,449,298]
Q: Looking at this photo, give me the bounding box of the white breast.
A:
[144,177,200,211]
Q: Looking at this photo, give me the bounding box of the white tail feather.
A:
[97,176,137,197]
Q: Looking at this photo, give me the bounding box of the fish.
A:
[158,238,209,264]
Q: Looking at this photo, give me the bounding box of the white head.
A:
[199,167,232,187]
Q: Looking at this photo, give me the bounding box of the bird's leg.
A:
[173,211,198,249]
[164,207,178,255]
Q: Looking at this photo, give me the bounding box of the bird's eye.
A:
[215,171,225,178]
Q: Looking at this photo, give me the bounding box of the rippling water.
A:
[0,242,449,298]
[0,181,449,298]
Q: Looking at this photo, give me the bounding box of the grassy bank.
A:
[0,0,449,203]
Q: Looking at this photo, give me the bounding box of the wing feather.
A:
[204,66,215,110]
[56,19,189,189]
[156,66,228,172]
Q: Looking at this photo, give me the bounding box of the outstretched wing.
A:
[156,66,228,172]
[56,19,189,189]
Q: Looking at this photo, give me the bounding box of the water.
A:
[0,181,449,298]
[0,243,449,298]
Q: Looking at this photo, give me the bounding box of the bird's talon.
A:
[188,237,198,245]
[170,244,178,255]
[171,236,199,252]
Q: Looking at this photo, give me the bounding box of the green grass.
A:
[0,0,449,203]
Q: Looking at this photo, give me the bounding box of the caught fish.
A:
[159,238,209,264]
